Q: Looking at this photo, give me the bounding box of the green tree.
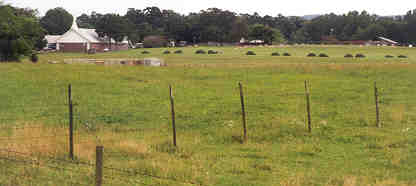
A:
[40,7,73,35]
[249,24,285,44]
[0,5,45,61]
[229,17,249,42]
[95,14,129,50]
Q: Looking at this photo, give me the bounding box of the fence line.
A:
[0,80,414,185]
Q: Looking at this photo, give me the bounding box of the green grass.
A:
[37,45,415,65]
[0,45,416,185]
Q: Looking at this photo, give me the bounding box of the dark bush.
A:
[355,54,366,58]
[319,53,329,57]
[246,51,256,55]
[163,50,170,54]
[307,53,316,57]
[208,50,218,54]
[30,53,38,63]
[398,55,408,58]
[271,52,280,56]
[141,51,150,54]
[174,50,183,54]
[195,49,206,54]
[282,52,291,56]
[385,55,394,58]
[344,54,353,58]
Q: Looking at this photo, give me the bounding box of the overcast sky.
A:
[6,0,416,17]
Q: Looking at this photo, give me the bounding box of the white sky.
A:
[6,0,416,17]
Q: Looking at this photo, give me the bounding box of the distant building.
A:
[44,19,129,53]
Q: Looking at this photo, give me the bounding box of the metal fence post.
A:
[305,80,312,133]
[239,82,247,143]
[68,84,74,159]
[375,81,381,128]
[169,85,177,147]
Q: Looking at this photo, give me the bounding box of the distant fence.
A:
[62,58,166,66]
[0,80,414,185]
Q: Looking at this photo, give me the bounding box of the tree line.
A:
[2,2,416,61]
[72,7,416,45]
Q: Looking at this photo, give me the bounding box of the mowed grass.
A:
[36,45,416,65]
[0,46,416,185]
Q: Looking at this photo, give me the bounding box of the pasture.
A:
[0,45,416,185]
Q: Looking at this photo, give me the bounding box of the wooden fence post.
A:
[374,81,380,128]
[239,82,247,143]
[305,80,312,133]
[169,85,177,147]
[95,146,103,186]
[68,84,74,160]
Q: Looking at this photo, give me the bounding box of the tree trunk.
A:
[108,37,111,51]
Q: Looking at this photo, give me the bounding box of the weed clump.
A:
[344,54,353,58]
[398,55,408,58]
[141,51,150,54]
[174,50,183,54]
[282,52,291,56]
[385,55,394,58]
[246,51,256,55]
[163,50,171,54]
[271,52,280,56]
[307,53,316,57]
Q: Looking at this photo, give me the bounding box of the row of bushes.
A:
[141,50,409,59]
[344,54,365,58]
[248,51,293,56]
[306,53,328,57]
[163,50,183,54]
[385,55,408,58]
[195,49,219,54]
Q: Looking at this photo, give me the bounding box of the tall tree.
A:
[95,14,128,49]
[229,17,249,41]
[249,24,285,44]
[0,5,45,61]
[40,7,73,35]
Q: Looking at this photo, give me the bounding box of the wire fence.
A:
[0,79,415,185]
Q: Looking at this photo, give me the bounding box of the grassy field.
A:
[1,45,416,185]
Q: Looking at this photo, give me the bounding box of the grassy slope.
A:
[0,46,416,185]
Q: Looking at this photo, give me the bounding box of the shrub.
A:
[385,55,394,58]
[163,50,170,54]
[208,50,218,54]
[271,52,280,56]
[355,54,366,58]
[30,53,38,63]
[174,50,183,54]
[344,54,353,58]
[398,55,408,58]
[246,51,256,55]
[143,35,167,48]
[141,51,150,54]
[307,53,316,57]
[282,52,291,56]
[195,49,206,54]
[319,53,329,57]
